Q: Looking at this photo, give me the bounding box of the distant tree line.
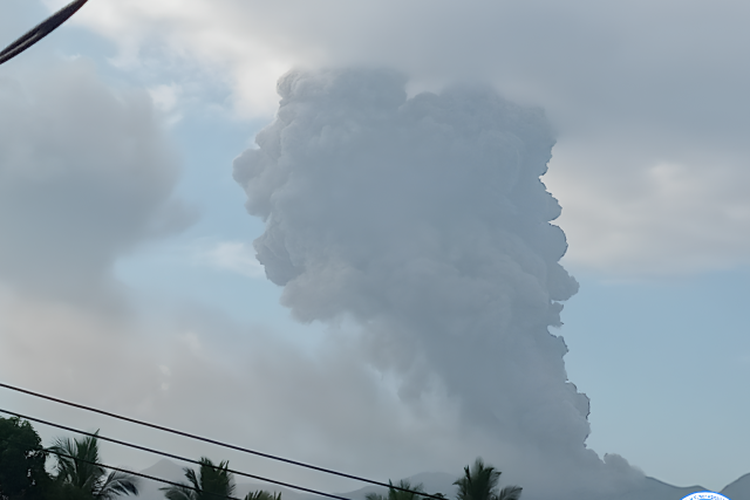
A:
[0,417,521,500]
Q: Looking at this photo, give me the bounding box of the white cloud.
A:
[546,139,750,277]
[192,240,265,278]
[0,59,192,307]
[62,0,750,277]
[148,83,183,126]
[148,83,180,112]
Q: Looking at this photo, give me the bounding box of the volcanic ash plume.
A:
[234,69,637,498]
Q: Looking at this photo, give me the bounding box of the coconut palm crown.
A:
[453,458,521,500]
[244,491,281,500]
[365,480,429,500]
[49,432,139,500]
[161,457,235,500]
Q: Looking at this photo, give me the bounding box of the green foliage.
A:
[365,480,429,500]
[49,432,139,500]
[453,458,521,500]
[495,487,521,500]
[161,458,235,500]
[0,417,49,500]
[243,490,281,500]
[47,482,101,500]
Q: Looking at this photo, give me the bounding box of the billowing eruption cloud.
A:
[234,69,641,499]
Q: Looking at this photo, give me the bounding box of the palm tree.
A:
[244,491,281,500]
[453,459,521,500]
[161,458,235,500]
[49,433,139,500]
[365,480,430,500]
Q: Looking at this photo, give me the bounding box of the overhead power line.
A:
[0,407,353,500]
[0,0,90,66]
[0,382,446,500]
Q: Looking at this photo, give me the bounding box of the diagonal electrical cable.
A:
[0,407,354,500]
[0,382,445,499]
[0,0,90,66]
[46,448,246,500]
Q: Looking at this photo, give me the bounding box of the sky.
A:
[1,0,749,498]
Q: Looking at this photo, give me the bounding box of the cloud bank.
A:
[234,69,643,499]
[0,60,190,308]
[66,0,750,277]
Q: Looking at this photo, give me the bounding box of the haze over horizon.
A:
[1,0,749,497]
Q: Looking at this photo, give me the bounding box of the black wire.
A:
[0,382,444,499]
[0,407,353,500]
[0,0,90,66]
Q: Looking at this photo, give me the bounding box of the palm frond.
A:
[161,458,235,500]
[183,468,200,492]
[160,482,196,500]
[389,480,425,500]
[197,458,235,500]
[50,431,139,500]
[495,486,522,500]
[453,459,500,500]
[96,470,140,500]
[49,433,106,492]
[244,490,281,500]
